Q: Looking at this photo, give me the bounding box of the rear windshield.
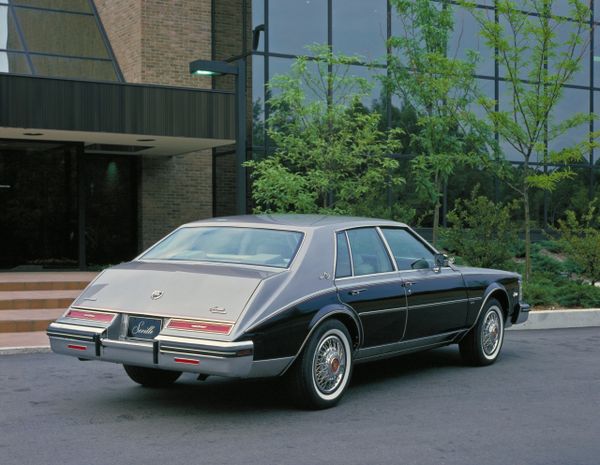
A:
[141,227,304,269]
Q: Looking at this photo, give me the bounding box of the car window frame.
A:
[378,226,440,272]
[334,226,399,280]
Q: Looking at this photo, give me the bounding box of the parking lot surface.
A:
[1,327,599,465]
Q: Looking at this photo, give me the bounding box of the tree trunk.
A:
[432,174,442,247]
[523,184,531,282]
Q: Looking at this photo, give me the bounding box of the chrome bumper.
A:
[514,303,530,324]
[47,321,292,378]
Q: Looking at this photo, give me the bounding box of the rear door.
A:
[379,228,469,340]
[334,228,407,347]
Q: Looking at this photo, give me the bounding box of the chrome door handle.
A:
[349,288,367,296]
[402,281,416,287]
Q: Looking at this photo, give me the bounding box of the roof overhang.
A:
[0,74,236,156]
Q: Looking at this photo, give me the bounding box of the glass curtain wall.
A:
[215,0,599,227]
[0,0,121,81]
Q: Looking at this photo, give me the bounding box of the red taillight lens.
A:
[167,319,233,335]
[65,309,116,324]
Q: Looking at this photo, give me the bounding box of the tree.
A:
[557,201,600,286]
[245,45,403,216]
[385,0,490,246]
[461,0,596,280]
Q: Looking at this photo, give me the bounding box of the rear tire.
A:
[123,364,182,388]
[288,319,353,410]
[459,298,505,366]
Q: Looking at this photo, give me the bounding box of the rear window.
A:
[141,227,304,268]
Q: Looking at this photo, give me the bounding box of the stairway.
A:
[0,272,98,350]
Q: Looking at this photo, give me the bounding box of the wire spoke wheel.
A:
[313,334,347,394]
[482,310,501,356]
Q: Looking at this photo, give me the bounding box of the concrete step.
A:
[0,308,65,333]
[0,290,80,310]
[0,331,49,351]
[0,272,97,292]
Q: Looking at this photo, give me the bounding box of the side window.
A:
[346,228,394,276]
[381,228,435,270]
[335,232,352,278]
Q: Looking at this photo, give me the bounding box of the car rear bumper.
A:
[47,321,292,378]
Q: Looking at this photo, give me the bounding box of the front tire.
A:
[459,299,505,366]
[123,364,182,388]
[288,319,353,410]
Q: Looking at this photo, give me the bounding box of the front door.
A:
[379,227,469,340]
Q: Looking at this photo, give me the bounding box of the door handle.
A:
[402,281,416,287]
[349,288,367,296]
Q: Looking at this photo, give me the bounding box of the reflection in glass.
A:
[11,0,92,13]
[450,6,494,77]
[269,0,327,56]
[31,55,116,80]
[333,0,387,62]
[0,51,30,73]
[14,7,109,58]
[550,20,590,86]
[251,54,265,149]
[0,5,24,50]
[549,87,590,163]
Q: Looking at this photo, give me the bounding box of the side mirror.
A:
[433,253,447,271]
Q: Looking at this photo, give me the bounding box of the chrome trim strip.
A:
[355,339,458,364]
[47,332,95,342]
[359,306,406,317]
[102,339,152,351]
[358,329,462,354]
[408,298,470,310]
[154,334,253,351]
[71,306,236,325]
[160,347,234,359]
[48,322,106,334]
[335,275,403,289]
[376,226,398,272]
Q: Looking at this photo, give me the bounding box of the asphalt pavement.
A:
[1,327,599,465]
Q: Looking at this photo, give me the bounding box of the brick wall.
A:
[95,0,215,249]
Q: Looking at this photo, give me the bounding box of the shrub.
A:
[557,201,600,285]
[442,191,519,269]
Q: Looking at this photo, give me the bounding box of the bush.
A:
[442,191,519,269]
[557,201,600,285]
[523,273,600,308]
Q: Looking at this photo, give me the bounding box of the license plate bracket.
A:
[127,316,162,340]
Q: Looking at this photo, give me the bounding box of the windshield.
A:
[141,227,304,269]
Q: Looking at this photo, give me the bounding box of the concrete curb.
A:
[0,346,51,355]
[508,308,600,331]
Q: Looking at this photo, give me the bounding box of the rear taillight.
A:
[65,309,116,324]
[166,319,233,335]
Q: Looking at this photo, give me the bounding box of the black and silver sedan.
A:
[48,215,530,409]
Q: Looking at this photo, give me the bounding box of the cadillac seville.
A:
[47,215,530,409]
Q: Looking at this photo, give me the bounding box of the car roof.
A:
[182,214,407,231]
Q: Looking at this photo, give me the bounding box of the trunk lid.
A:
[72,261,277,322]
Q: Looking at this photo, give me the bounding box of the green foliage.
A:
[385,0,492,245]
[523,273,600,308]
[460,0,597,280]
[556,201,600,285]
[442,189,519,269]
[245,45,403,216]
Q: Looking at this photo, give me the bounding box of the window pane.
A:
[450,6,494,77]
[335,232,352,278]
[269,0,327,56]
[333,0,387,62]
[0,51,30,73]
[31,55,116,80]
[381,228,434,270]
[251,0,264,51]
[346,228,393,276]
[0,5,24,50]
[550,87,591,163]
[15,7,109,58]
[251,53,265,148]
[11,0,92,13]
[550,20,590,87]
[347,64,385,112]
[142,227,304,269]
